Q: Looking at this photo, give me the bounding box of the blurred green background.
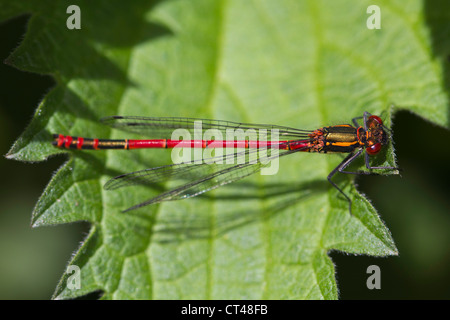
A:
[1,15,449,300]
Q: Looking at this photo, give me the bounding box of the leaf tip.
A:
[4,150,18,160]
[3,55,14,67]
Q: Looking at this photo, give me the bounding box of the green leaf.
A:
[4,0,449,299]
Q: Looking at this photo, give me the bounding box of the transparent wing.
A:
[104,146,303,212]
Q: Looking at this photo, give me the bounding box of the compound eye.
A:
[368,115,383,125]
[366,143,382,155]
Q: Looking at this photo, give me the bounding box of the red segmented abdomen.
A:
[128,139,297,149]
[52,135,312,151]
[53,134,127,150]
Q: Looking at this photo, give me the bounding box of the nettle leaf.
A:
[4,0,449,299]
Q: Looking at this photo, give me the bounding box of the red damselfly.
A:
[53,112,398,213]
